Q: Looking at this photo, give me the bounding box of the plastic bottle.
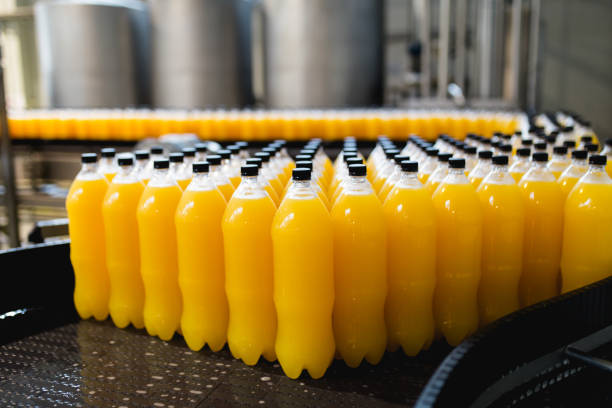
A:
[245,157,280,205]
[134,150,152,185]
[330,157,365,205]
[547,146,569,179]
[175,161,228,351]
[509,148,532,183]
[146,146,165,173]
[518,153,564,307]
[169,152,191,190]
[99,147,118,182]
[468,150,493,189]
[207,154,235,201]
[102,156,145,329]
[418,148,439,183]
[271,168,335,379]
[476,155,524,325]
[425,152,453,194]
[383,160,436,355]
[66,153,110,320]
[330,164,387,367]
[561,155,612,292]
[137,159,183,340]
[432,158,482,346]
[223,164,277,365]
[379,154,411,202]
[558,150,588,197]
[195,142,207,162]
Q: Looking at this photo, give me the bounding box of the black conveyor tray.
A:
[1,241,611,407]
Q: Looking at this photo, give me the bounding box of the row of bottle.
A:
[10,108,519,141]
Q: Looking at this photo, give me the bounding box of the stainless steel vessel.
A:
[257,0,383,108]
[34,0,150,108]
[150,0,253,109]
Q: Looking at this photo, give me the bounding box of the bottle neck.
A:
[448,168,465,176]
[490,164,509,174]
[572,158,587,166]
[81,162,97,174]
[587,164,607,174]
[293,179,311,189]
[241,175,259,186]
[516,156,528,163]
[188,172,214,190]
[552,154,567,162]
[533,161,548,169]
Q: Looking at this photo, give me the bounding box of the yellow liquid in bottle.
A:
[66,177,110,321]
[383,180,436,355]
[331,187,387,367]
[102,179,145,328]
[223,190,277,365]
[271,185,335,379]
[175,185,228,351]
[432,181,482,346]
[137,183,183,341]
[176,178,192,191]
[217,182,235,202]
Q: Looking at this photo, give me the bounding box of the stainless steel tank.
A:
[34,0,150,108]
[150,0,253,109]
[256,0,383,108]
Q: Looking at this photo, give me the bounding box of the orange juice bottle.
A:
[432,158,482,346]
[102,156,145,329]
[331,164,387,367]
[175,161,228,351]
[561,155,612,292]
[144,145,165,175]
[383,161,436,355]
[245,158,280,205]
[219,149,241,189]
[425,153,453,194]
[547,146,570,179]
[418,148,439,183]
[330,157,365,206]
[476,155,524,325]
[223,164,277,365]
[379,154,411,202]
[99,148,118,182]
[207,154,235,201]
[271,168,335,379]
[66,153,110,321]
[558,149,588,197]
[467,150,493,189]
[509,148,532,183]
[168,153,191,190]
[519,152,564,307]
[137,159,183,341]
[134,150,153,185]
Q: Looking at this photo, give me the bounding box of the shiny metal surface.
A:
[151,0,253,109]
[34,0,149,108]
[258,0,383,108]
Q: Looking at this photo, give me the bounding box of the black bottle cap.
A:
[154,159,169,169]
[492,155,508,165]
[263,147,277,154]
[438,153,452,162]
[182,147,196,157]
[118,156,133,166]
[342,152,358,162]
[481,137,491,145]
[227,145,240,154]
[246,158,262,168]
[499,144,512,153]
[150,146,163,155]
[562,126,574,132]
[572,149,588,160]
[385,149,400,159]
[295,160,313,171]
[101,148,116,158]
[605,139,612,147]
[236,141,248,148]
[563,140,576,148]
[343,146,358,152]
[478,150,493,159]
[521,139,533,146]
[207,155,221,165]
[81,153,97,163]
[553,146,568,155]
[534,142,547,150]
[169,152,184,163]
[134,150,149,160]
[516,148,531,157]
[532,152,548,162]
[241,164,258,176]
[394,154,410,164]
[465,146,477,155]
[254,152,270,162]
[195,143,207,153]
[502,134,512,141]
[193,161,209,173]
[589,155,607,166]
[401,160,418,172]
[348,164,367,177]
[581,136,593,143]
[218,149,231,159]
[449,158,465,169]
[346,157,364,166]
[296,155,313,163]
[514,130,522,136]
[301,148,317,155]
[585,143,598,152]
[298,151,315,159]
[547,135,557,144]
[426,148,439,157]
[292,168,311,181]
